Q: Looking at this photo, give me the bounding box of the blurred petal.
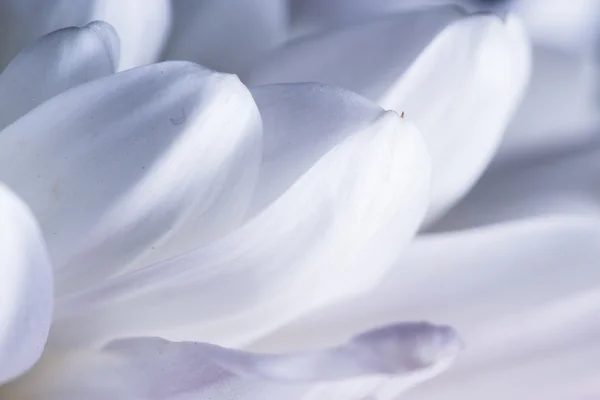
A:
[0,0,170,71]
[53,87,430,346]
[0,21,119,130]
[515,0,600,53]
[164,0,286,75]
[248,216,600,397]
[0,184,53,384]
[431,142,600,232]
[492,45,600,167]
[6,323,462,399]
[247,8,530,225]
[289,0,457,36]
[93,0,171,70]
[0,61,262,294]
[406,290,600,399]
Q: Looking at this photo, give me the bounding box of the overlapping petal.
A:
[0,0,170,71]
[5,323,461,399]
[0,61,262,294]
[247,6,530,225]
[0,21,119,130]
[53,83,430,347]
[0,184,53,385]
[249,216,600,398]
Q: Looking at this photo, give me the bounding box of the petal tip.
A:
[83,21,121,71]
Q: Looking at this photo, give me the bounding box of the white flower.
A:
[1,0,595,399]
[0,13,441,399]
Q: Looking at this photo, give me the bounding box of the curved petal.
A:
[0,21,119,131]
[248,83,394,216]
[164,0,286,75]
[431,141,600,232]
[492,45,600,168]
[6,323,461,399]
[53,86,430,346]
[0,184,53,385]
[247,216,600,398]
[0,0,170,71]
[406,290,600,399]
[247,7,530,225]
[0,61,262,294]
[251,216,600,347]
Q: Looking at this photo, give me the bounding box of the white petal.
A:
[406,289,600,399]
[431,142,600,232]
[515,0,600,54]
[251,216,600,349]
[248,216,600,398]
[492,45,600,167]
[247,8,531,225]
[53,86,430,346]
[0,184,53,384]
[92,0,171,70]
[0,0,169,71]
[0,61,262,294]
[164,0,286,75]
[0,21,119,131]
[6,323,461,399]
[248,83,392,216]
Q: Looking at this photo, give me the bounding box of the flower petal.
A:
[0,0,169,71]
[247,7,530,225]
[406,289,600,399]
[515,0,600,53]
[0,21,119,131]
[6,323,462,399]
[248,216,600,398]
[431,142,600,232]
[492,45,600,167]
[0,184,53,384]
[247,82,396,216]
[0,61,262,294]
[164,0,286,75]
[92,0,171,70]
[53,86,430,346]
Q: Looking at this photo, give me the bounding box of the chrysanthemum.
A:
[0,1,598,399]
